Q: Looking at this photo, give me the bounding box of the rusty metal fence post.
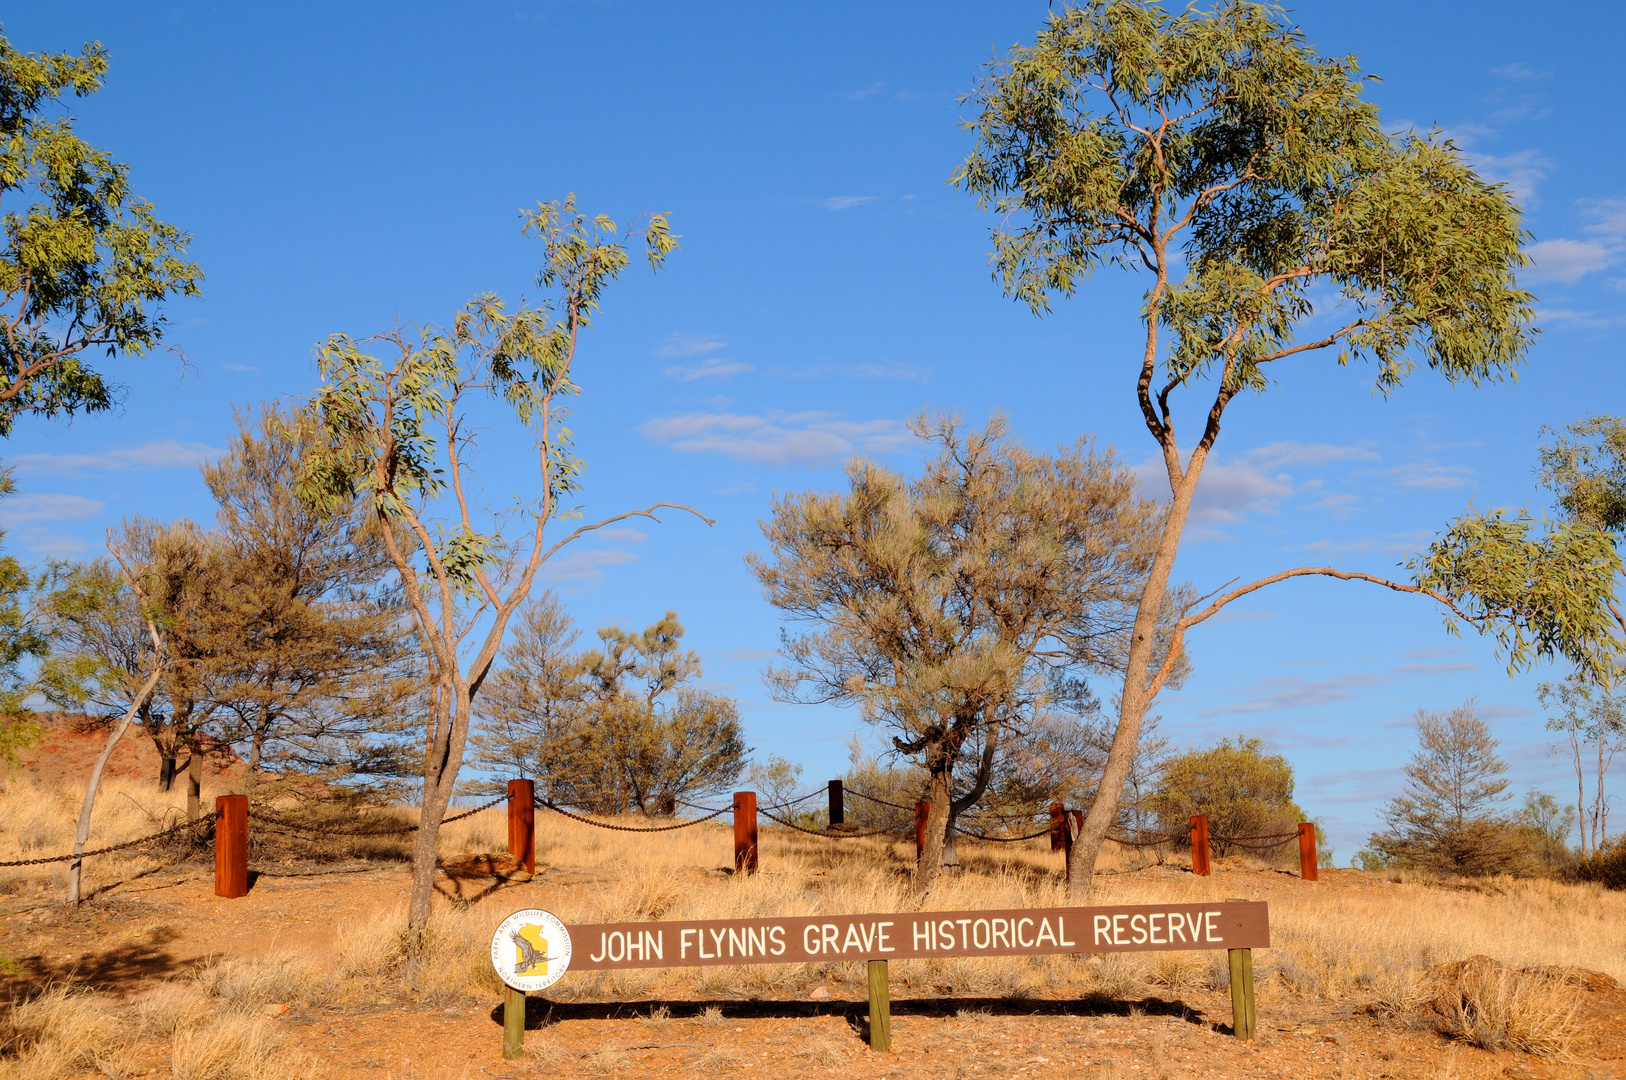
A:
[828,780,844,827]
[734,791,758,875]
[1190,814,1211,877]
[1297,822,1318,881]
[508,779,535,875]
[215,794,248,898]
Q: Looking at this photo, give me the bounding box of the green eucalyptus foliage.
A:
[298,196,676,583]
[0,468,47,764]
[955,0,1534,408]
[0,31,202,435]
[1411,415,1626,685]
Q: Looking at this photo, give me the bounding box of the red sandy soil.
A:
[5,713,243,789]
[1,860,1621,1079]
[3,726,1620,1078]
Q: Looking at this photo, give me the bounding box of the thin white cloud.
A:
[1470,148,1550,206]
[1393,661,1478,675]
[1309,493,1362,517]
[655,333,728,359]
[1526,238,1614,284]
[663,357,754,381]
[821,196,876,211]
[1197,672,1393,716]
[537,549,637,586]
[1403,646,1469,659]
[1537,307,1626,330]
[1491,62,1552,81]
[11,439,220,476]
[1389,461,1472,489]
[837,82,886,101]
[723,647,776,663]
[779,361,929,382]
[1245,441,1379,469]
[1582,196,1626,238]
[1209,609,1282,625]
[642,411,909,467]
[0,493,104,526]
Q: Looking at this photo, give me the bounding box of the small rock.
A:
[809,986,831,1000]
[262,1003,288,1016]
[1321,1033,1343,1045]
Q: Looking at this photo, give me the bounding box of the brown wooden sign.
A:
[568,901,1268,971]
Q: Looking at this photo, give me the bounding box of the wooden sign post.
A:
[828,780,844,827]
[552,900,1268,1047]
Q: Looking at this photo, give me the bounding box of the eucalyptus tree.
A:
[751,414,1173,891]
[0,32,201,434]
[299,199,707,930]
[956,0,1571,898]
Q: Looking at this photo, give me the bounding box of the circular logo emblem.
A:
[491,909,572,992]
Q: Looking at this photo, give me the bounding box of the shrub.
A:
[1148,737,1306,858]
[1575,838,1626,889]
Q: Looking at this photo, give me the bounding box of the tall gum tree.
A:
[951,0,1607,900]
[299,199,709,930]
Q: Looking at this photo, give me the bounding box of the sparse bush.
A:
[1575,837,1626,889]
[1430,957,1581,1059]
[1149,737,1306,859]
[170,1015,313,1080]
[0,986,128,1080]
[193,952,328,1013]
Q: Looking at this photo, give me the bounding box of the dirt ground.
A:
[3,858,1622,1080]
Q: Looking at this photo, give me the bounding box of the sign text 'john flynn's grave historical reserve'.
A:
[569,901,1269,971]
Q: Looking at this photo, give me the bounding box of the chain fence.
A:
[0,815,213,868]
[756,804,900,840]
[536,798,731,833]
[249,796,507,838]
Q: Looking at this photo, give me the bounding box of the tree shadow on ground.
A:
[2,924,198,997]
[496,993,1217,1032]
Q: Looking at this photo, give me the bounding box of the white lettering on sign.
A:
[1093,910,1227,947]
[569,902,1266,971]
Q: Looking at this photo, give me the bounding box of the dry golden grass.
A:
[1433,958,1583,1059]
[0,777,219,898]
[169,1015,316,1080]
[293,803,1626,1038]
[0,985,129,1080]
[3,786,1620,1066]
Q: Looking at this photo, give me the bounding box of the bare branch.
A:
[1145,566,1482,699]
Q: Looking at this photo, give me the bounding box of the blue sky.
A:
[7,2,1624,858]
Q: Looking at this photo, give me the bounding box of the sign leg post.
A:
[867,959,891,1052]
[503,985,526,1058]
[1227,948,1255,1039]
